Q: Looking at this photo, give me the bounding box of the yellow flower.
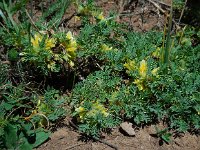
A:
[66,32,77,49]
[69,60,75,67]
[45,38,56,50]
[66,31,74,41]
[101,44,112,51]
[124,60,136,72]
[66,47,77,53]
[139,60,147,78]
[54,54,61,61]
[75,106,85,113]
[74,16,81,23]
[151,67,159,76]
[75,106,86,121]
[67,40,77,49]
[152,47,161,59]
[31,33,55,50]
[61,31,77,61]
[66,50,76,60]
[96,12,105,21]
[47,61,56,71]
[134,79,145,91]
[90,102,109,117]
[31,33,42,48]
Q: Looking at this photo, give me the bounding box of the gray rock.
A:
[120,122,136,136]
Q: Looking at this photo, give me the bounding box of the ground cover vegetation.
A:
[0,0,200,149]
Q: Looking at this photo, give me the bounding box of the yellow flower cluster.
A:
[152,47,161,59]
[151,67,160,76]
[133,79,145,91]
[75,106,86,121]
[101,44,112,51]
[77,3,105,22]
[20,30,78,72]
[124,59,159,91]
[30,33,58,71]
[62,31,77,67]
[31,33,55,50]
[124,60,136,73]
[96,12,105,21]
[139,60,147,78]
[89,102,109,117]
[75,102,109,122]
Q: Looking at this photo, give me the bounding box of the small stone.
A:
[120,122,136,136]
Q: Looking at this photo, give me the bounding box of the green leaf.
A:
[161,133,172,143]
[8,49,19,61]
[31,129,50,148]
[2,102,13,111]
[4,123,18,149]
[18,139,32,150]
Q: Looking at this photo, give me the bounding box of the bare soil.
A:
[36,118,200,150]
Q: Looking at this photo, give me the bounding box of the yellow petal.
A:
[45,38,56,50]
[31,34,42,48]
[139,60,147,78]
[75,106,85,113]
[69,61,75,67]
[68,40,77,49]
[152,47,160,59]
[66,31,73,40]
[97,12,105,21]
[66,47,77,52]
[124,60,136,71]
[101,44,112,51]
[134,79,145,91]
[151,67,159,76]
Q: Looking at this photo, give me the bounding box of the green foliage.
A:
[69,16,200,136]
[38,0,72,29]
[0,63,67,149]
[173,0,185,9]
[70,69,121,137]
[155,127,172,144]
[0,0,200,145]
[19,31,77,75]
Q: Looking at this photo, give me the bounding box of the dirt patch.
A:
[36,118,200,150]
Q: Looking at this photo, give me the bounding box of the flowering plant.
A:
[20,31,77,74]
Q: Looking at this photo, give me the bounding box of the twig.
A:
[36,113,50,127]
[116,0,125,22]
[69,120,118,150]
[93,136,118,150]
[0,22,10,33]
[152,0,171,7]
[59,12,77,27]
[146,0,166,14]
[25,9,40,32]
[65,143,86,150]
[178,0,188,25]
[1,61,11,65]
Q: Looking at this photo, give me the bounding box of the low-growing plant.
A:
[70,69,121,137]
[0,63,67,149]
[19,30,77,75]
[69,15,200,137]
[0,0,200,146]
[154,127,172,144]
